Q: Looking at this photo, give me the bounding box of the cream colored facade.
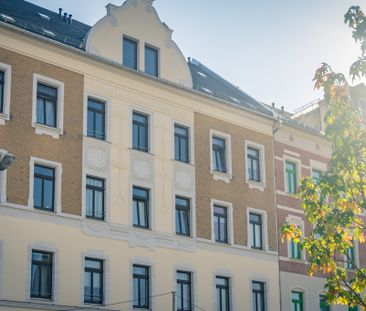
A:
[0,1,281,310]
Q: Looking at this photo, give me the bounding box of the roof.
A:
[0,0,90,48]
[0,0,326,136]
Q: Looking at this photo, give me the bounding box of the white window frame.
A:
[83,93,111,142]
[211,199,234,245]
[283,156,301,196]
[245,140,266,191]
[82,172,109,223]
[28,157,62,214]
[174,194,194,238]
[131,183,153,230]
[130,258,154,311]
[247,207,269,251]
[0,149,9,204]
[250,278,268,311]
[173,265,197,311]
[172,120,194,165]
[0,62,11,125]
[210,129,232,183]
[81,251,109,306]
[32,73,64,139]
[26,242,59,303]
[286,215,305,261]
[213,271,234,311]
[131,107,153,154]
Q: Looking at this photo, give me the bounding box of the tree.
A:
[282,5,366,308]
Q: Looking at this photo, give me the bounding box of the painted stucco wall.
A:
[85,0,193,88]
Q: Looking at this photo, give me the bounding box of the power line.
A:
[62,291,173,311]
[175,294,207,311]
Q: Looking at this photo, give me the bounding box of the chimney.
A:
[58,8,62,18]
[68,14,72,24]
[272,102,275,110]
[63,12,67,21]
[281,106,284,114]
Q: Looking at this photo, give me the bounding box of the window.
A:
[87,98,105,140]
[145,45,158,77]
[33,164,55,211]
[214,205,228,243]
[247,147,260,182]
[32,74,64,138]
[31,250,53,299]
[0,70,4,113]
[312,169,321,183]
[291,291,304,311]
[36,83,57,127]
[252,281,265,311]
[133,265,150,309]
[216,276,230,311]
[86,176,105,220]
[123,37,138,70]
[285,161,297,194]
[212,136,227,173]
[84,258,103,304]
[174,124,189,163]
[249,213,263,250]
[175,196,190,236]
[133,186,149,228]
[0,63,11,122]
[345,244,355,269]
[349,305,358,311]
[290,236,302,260]
[319,295,330,311]
[133,111,149,152]
[176,271,192,311]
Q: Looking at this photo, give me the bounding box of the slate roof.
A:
[0,0,90,48]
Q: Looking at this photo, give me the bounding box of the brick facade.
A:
[0,47,83,215]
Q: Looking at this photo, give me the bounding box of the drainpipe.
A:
[272,110,283,311]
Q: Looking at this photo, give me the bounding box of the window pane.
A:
[94,190,103,218]
[33,177,42,208]
[138,202,147,227]
[38,83,57,98]
[85,259,102,269]
[95,112,105,139]
[84,271,91,298]
[43,179,54,210]
[45,99,56,127]
[35,165,54,177]
[145,45,158,76]
[36,98,44,124]
[123,37,137,70]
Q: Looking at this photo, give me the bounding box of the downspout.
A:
[272,114,283,311]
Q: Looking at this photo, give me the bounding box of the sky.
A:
[27,0,364,112]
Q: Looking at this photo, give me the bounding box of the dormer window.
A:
[123,37,138,70]
[145,45,158,77]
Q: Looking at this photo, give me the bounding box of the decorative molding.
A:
[0,202,278,269]
[106,3,118,27]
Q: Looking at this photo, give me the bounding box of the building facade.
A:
[0,0,282,310]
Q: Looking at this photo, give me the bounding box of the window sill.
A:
[33,123,63,139]
[0,112,9,125]
[173,159,194,166]
[29,297,54,304]
[246,180,266,192]
[211,171,232,183]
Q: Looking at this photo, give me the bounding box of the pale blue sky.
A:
[27,0,363,112]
